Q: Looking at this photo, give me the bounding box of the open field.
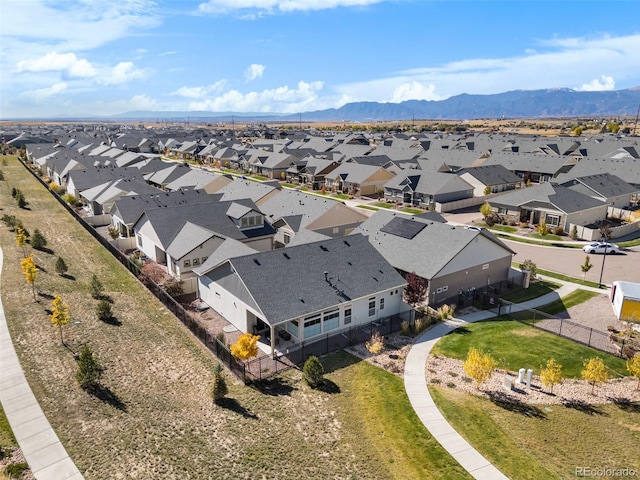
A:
[0,156,467,479]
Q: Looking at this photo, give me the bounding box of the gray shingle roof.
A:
[224,234,406,324]
[353,210,513,280]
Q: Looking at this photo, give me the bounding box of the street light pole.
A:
[598,242,608,288]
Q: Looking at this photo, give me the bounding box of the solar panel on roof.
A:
[380,216,426,240]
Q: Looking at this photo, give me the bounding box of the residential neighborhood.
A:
[1,122,640,480]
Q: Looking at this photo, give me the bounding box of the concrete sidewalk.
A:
[403,281,580,480]
[0,247,83,480]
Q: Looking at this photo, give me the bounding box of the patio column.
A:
[270,324,276,358]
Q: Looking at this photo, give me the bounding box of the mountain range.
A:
[116,87,640,123]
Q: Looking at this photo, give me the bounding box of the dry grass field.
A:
[0,156,468,479]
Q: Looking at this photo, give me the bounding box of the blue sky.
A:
[2,0,639,118]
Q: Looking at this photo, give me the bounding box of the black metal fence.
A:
[244,312,413,382]
[499,299,640,358]
[18,158,417,383]
[431,278,519,311]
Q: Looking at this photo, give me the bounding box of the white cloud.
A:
[22,82,68,100]
[129,94,157,110]
[1,0,161,51]
[101,62,145,85]
[170,81,228,98]
[334,33,640,104]
[245,64,265,81]
[159,51,178,57]
[576,75,616,92]
[391,82,441,103]
[187,80,324,113]
[15,52,96,78]
[197,0,383,15]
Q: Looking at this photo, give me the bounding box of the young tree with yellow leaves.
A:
[463,347,497,388]
[626,353,640,390]
[581,357,609,394]
[540,358,563,393]
[230,332,259,361]
[51,294,70,345]
[15,225,27,257]
[20,254,37,300]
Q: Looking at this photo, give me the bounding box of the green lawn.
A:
[0,405,17,449]
[400,207,424,215]
[499,280,560,303]
[357,205,378,211]
[431,387,640,480]
[512,263,602,288]
[332,193,351,200]
[529,233,563,241]
[431,319,627,378]
[325,352,470,480]
[281,182,296,188]
[374,202,394,209]
[486,224,518,233]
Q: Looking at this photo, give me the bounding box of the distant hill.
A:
[117,87,640,122]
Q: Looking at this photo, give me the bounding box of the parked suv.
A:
[582,242,620,254]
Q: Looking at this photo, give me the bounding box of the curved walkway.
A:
[0,247,83,480]
[404,282,578,480]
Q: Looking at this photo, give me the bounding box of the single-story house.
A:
[195,234,408,354]
[353,211,516,306]
[488,183,609,232]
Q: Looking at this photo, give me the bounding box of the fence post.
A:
[559,319,563,336]
[588,327,593,347]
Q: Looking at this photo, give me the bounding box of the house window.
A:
[192,258,200,266]
[546,215,560,226]
[283,233,291,245]
[368,297,376,317]
[498,207,508,214]
[344,307,352,325]
[323,310,340,331]
[380,298,385,310]
[183,260,191,268]
[137,234,143,247]
[442,286,448,292]
[248,216,256,226]
[241,217,249,228]
[482,263,489,270]
[304,315,321,338]
[287,320,299,337]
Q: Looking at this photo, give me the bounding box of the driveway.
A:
[505,240,639,285]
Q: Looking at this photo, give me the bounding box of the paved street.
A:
[505,239,640,286]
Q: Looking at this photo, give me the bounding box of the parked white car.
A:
[582,242,620,254]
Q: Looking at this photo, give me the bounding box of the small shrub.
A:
[303,356,324,388]
[0,170,4,181]
[430,378,441,384]
[163,278,184,298]
[553,225,565,236]
[4,462,29,477]
[89,274,104,299]
[537,221,550,236]
[30,229,47,250]
[365,331,384,355]
[446,382,456,388]
[400,320,413,336]
[76,344,104,391]
[569,225,578,240]
[210,363,228,404]
[462,376,473,383]
[16,191,27,208]
[107,226,120,240]
[447,371,458,377]
[520,259,537,279]
[96,300,113,322]
[55,257,68,276]
[216,331,226,345]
